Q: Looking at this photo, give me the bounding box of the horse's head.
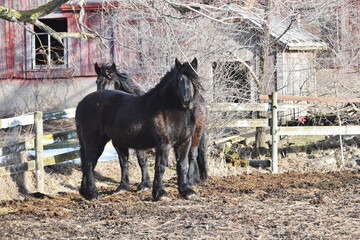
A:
[94,63,117,90]
[173,58,200,109]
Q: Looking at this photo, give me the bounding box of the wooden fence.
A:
[210,92,360,173]
[1,108,76,192]
[0,108,113,192]
[1,92,360,192]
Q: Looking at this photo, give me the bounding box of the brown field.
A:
[0,159,359,240]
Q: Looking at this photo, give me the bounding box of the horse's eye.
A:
[180,76,188,83]
[105,71,112,79]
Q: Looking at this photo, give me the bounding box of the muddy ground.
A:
[1,166,359,239]
[1,120,360,239]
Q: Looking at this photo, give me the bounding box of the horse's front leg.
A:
[187,145,199,186]
[152,144,171,201]
[177,140,198,200]
[187,121,206,186]
[114,147,130,192]
[136,149,151,190]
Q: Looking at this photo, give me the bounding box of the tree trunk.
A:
[253,0,271,159]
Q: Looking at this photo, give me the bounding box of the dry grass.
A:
[1,117,360,201]
[1,143,359,201]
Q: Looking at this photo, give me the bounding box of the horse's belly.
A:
[106,124,156,150]
[119,133,155,149]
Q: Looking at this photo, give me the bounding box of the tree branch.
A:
[0,0,99,42]
[268,15,297,47]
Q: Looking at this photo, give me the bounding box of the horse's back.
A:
[75,90,149,144]
[75,90,129,127]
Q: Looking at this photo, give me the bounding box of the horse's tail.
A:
[76,124,85,167]
[197,132,208,181]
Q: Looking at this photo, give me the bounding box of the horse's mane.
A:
[114,71,144,95]
[181,61,203,91]
[101,63,144,95]
[144,61,203,97]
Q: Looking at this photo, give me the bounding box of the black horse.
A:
[95,63,151,191]
[95,63,144,94]
[76,58,203,200]
[95,62,208,186]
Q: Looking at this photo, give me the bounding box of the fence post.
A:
[271,92,278,173]
[34,111,44,193]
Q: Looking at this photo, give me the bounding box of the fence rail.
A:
[0,108,78,192]
[1,92,360,192]
[211,92,360,173]
[0,108,76,129]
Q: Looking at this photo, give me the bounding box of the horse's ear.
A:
[175,58,182,69]
[191,58,198,70]
[110,63,116,72]
[95,63,101,75]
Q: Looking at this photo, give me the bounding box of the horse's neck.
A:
[114,73,143,95]
[143,84,182,111]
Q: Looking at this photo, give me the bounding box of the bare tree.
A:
[0,0,107,43]
[5,0,352,158]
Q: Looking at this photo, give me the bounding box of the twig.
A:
[189,222,227,240]
[165,0,231,25]
[334,82,345,167]
[235,58,260,85]
[268,14,298,47]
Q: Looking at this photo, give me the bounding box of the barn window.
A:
[33,18,68,69]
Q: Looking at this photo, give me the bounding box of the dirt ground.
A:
[1,120,360,239]
[0,161,359,239]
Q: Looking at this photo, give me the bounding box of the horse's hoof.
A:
[115,189,127,195]
[181,187,198,200]
[116,184,130,193]
[158,195,172,201]
[138,186,151,192]
[137,182,151,191]
[153,189,169,201]
[83,193,102,201]
[91,194,102,201]
[80,189,101,201]
[184,193,199,201]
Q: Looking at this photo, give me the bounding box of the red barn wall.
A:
[0,1,116,115]
[0,1,112,81]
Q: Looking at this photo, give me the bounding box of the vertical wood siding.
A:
[5,20,14,78]
[0,16,7,79]
[0,1,107,80]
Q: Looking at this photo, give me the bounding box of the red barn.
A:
[0,0,118,116]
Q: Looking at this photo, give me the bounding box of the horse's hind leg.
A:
[187,124,203,186]
[136,150,151,190]
[114,147,130,192]
[197,132,208,181]
[79,136,108,200]
[80,147,100,200]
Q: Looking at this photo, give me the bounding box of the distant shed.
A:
[208,4,327,120]
[230,4,326,95]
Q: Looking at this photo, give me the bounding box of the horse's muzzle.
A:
[182,100,193,110]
